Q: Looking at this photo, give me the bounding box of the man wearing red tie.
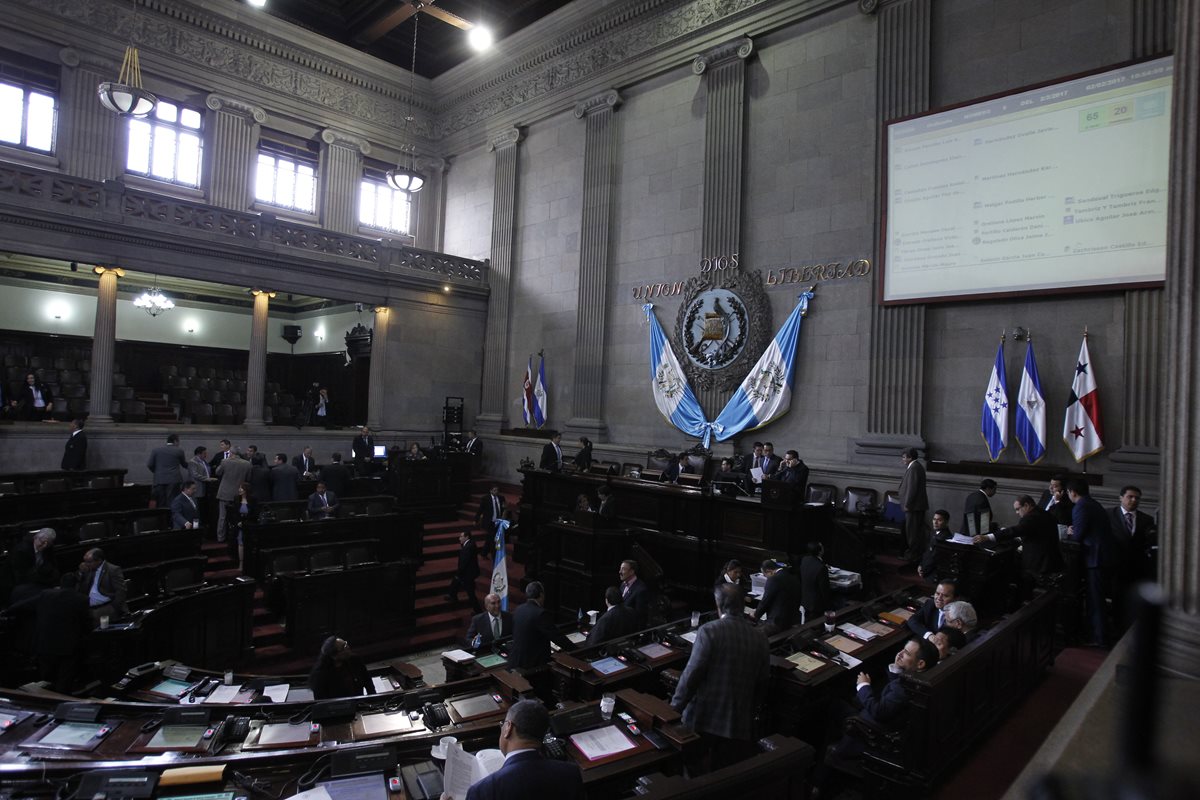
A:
[306,481,339,520]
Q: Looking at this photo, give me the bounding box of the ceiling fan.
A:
[358,1,474,45]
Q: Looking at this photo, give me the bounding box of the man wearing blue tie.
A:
[538,431,563,472]
[306,481,339,520]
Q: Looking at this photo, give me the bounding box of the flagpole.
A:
[1081,326,1088,475]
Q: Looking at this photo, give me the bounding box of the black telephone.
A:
[221,715,251,743]
[542,735,569,760]
[813,640,841,659]
[421,702,451,730]
[400,761,444,800]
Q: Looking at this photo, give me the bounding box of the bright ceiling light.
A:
[247,0,268,8]
[468,26,493,52]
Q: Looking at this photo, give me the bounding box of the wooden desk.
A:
[280,561,419,653]
[932,539,1019,617]
[243,512,422,577]
[0,483,150,525]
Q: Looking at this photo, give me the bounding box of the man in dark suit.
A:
[711,458,749,496]
[1068,479,1112,646]
[8,528,60,597]
[146,433,188,507]
[465,700,582,800]
[77,547,127,623]
[962,479,998,536]
[618,559,651,626]
[975,495,1063,577]
[351,427,374,469]
[1038,474,1074,525]
[662,452,691,484]
[477,485,506,534]
[292,446,318,479]
[899,447,929,564]
[596,485,617,520]
[1107,485,1156,630]
[463,429,482,456]
[306,481,339,521]
[170,481,202,529]
[248,453,272,503]
[509,582,575,670]
[60,418,87,470]
[209,439,233,472]
[189,446,214,499]
[18,372,52,420]
[589,586,640,644]
[754,558,803,633]
[772,449,809,493]
[799,541,833,619]
[917,510,954,583]
[671,584,770,770]
[35,573,93,693]
[215,452,252,543]
[538,431,563,472]
[906,579,958,638]
[446,530,481,612]
[466,592,513,649]
[321,452,350,497]
[759,442,782,478]
[270,453,300,501]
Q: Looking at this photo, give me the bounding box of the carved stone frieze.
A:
[691,36,754,74]
[0,165,105,208]
[573,89,622,119]
[393,248,486,282]
[205,94,269,124]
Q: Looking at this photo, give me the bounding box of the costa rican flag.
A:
[981,339,1009,462]
[1063,334,1104,462]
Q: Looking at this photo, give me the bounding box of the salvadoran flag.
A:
[1063,335,1103,462]
[643,303,713,444]
[1015,340,1046,464]
[492,518,510,611]
[521,357,535,427]
[532,355,547,428]
[981,340,1009,462]
[711,291,814,441]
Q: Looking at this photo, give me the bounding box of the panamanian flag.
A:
[1063,335,1103,461]
[711,291,814,442]
[643,303,711,443]
[981,340,1009,462]
[1014,340,1046,464]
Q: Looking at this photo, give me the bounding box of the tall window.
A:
[0,50,58,153]
[255,136,318,213]
[126,99,203,187]
[359,168,412,235]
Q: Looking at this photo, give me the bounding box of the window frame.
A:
[357,165,416,239]
[254,135,320,216]
[0,50,60,155]
[124,97,205,189]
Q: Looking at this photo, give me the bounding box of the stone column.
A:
[243,289,272,427]
[319,129,370,235]
[857,0,931,462]
[566,90,622,440]
[58,48,118,181]
[205,94,267,211]
[475,128,522,434]
[367,306,391,430]
[87,266,123,424]
[1160,0,1200,680]
[414,156,447,251]
[692,37,753,418]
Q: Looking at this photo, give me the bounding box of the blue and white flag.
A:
[532,354,548,428]
[711,291,814,441]
[643,303,713,444]
[491,518,510,611]
[1015,340,1046,464]
[981,340,1009,462]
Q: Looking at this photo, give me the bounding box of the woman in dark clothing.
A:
[232,482,257,570]
[575,437,593,471]
[308,636,375,699]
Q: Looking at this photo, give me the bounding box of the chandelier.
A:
[97,2,157,117]
[133,280,174,317]
[386,13,425,194]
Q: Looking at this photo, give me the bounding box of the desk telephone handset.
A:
[422,702,451,730]
[221,715,252,743]
[542,735,569,760]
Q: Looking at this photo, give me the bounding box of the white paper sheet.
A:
[570,725,637,761]
[949,533,977,545]
[838,622,879,641]
[443,649,475,663]
[371,676,394,694]
[204,685,242,704]
[442,743,493,800]
[263,684,290,703]
[750,467,765,483]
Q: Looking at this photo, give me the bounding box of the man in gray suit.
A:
[899,447,929,565]
[189,446,213,498]
[215,452,252,543]
[146,433,188,509]
[670,583,770,771]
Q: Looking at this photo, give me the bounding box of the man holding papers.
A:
[670,584,770,771]
[453,700,582,800]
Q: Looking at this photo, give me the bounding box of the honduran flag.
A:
[712,291,814,442]
[1014,340,1047,464]
[1063,334,1104,462]
[491,518,510,611]
[532,354,548,429]
[981,339,1009,462]
[643,303,711,444]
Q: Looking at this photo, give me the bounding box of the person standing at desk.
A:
[588,586,639,644]
[574,436,593,471]
[270,453,300,501]
[60,418,87,470]
[189,446,213,498]
[671,584,770,771]
[662,452,691,484]
[352,427,374,469]
[463,700,582,800]
[170,481,202,529]
[320,452,350,498]
[539,431,563,472]
[509,582,575,670]
[898,447,929,565]
[146,432,187,508]
[307,481,339,520]
[618,559,650,627]
[466,593,513,649]
[962,478,998,537]
[754,558,803,634]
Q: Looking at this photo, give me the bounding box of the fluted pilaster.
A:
[320,129,370,235]
[58,49,118,181]
[1160,0,1200,679]
[87,267,122,424]
[859,0,930,458]
[414,157,447,251]
[205,94,266,211]
[367,306,390,430]
[476,128,522,433]
[566,90,622,439]
[1133,0,1176,58]
[244,289,271,427]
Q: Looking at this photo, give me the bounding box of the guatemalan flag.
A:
[521,357,535,426]
[532,354,548,428]
[491,518,510,611]
[1014,340,1047,464]
[643,303,712,444]
[712,291,814,442]
[981,340,1009,462]
[1063,334,1104,461]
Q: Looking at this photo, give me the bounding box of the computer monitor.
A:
[372,445,387,459]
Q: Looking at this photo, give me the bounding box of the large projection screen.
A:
[882,57,1171,304]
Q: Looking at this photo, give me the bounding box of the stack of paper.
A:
[442,744,504,799]
[443,649,475,663]
[838,622,879,641]
[570,725,637,761]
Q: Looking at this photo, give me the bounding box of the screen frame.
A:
[879,54,1171,306]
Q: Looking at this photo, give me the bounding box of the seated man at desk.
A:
[467,592,513,649]
[588,586,639,644]
[906,579,957,639]
[929,626,967,660]
[461,699,582,800]
[308,636,376,699]
[943,600,979,642]
[710,458,748,495]
[661,452,692,484]
[306,481,340,520]
[76,547,127,624]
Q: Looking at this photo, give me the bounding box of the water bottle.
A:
[471,633,482,650]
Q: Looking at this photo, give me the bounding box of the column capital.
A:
[574,89,622,119]
[487,127,523,152]
[320,128,372,155]
[372,305,390,314]
[205,93,268,124]
[92,265,125,278]
[858,0,881,15]
[692,36,754,75]
[414,155,447,174]
[58,47,112,70]
[250,288,276,298]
